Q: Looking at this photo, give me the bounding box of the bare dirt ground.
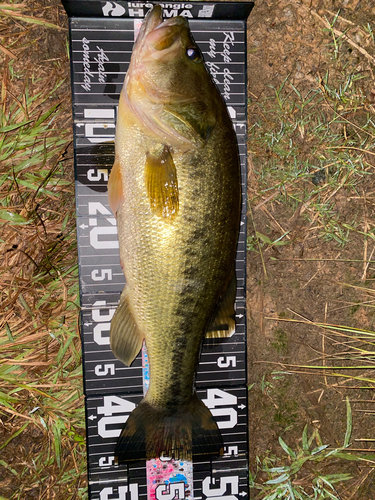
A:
[246,0,375,498]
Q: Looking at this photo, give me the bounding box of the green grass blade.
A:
[343,397,352,448]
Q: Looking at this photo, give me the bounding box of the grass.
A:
[0,4,86,499]
[264,305,375,386]
[249,316,375,499]
[0,4,63,30]
[248,69,374,248]
[249,399,371,500]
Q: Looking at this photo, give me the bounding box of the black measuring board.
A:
[62,1,253,498]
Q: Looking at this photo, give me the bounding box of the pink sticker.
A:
[146,457,193,500]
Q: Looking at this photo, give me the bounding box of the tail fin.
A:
[115,393,223,463]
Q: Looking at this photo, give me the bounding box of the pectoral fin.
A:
[108,156,124,216]
[110,288,143,366]
[206,274,236,338]
[145,145,179,220]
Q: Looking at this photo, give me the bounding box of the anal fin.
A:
[110,288,143,366]
[206,274,236,339]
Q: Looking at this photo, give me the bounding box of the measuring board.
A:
[62,1,253,498]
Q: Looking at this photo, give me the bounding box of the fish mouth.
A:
[126,5,189,97]
[135,5,188,52]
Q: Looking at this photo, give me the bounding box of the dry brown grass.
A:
[0,1,86,498]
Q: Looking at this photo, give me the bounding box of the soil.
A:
[246,0,375,498]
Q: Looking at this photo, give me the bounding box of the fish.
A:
[108,5,241,463]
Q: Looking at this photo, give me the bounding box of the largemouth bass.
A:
[108,5,241,463]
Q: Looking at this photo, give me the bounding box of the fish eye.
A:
[186,46,202,62]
